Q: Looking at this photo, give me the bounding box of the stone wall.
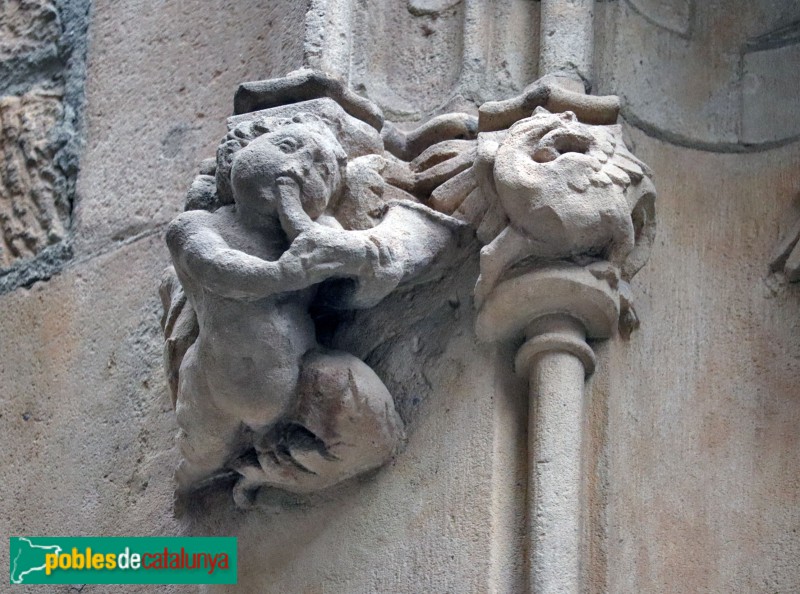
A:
[0,0,89,292]
[0,1,309,593]
[594,5,800,590]
[1,1,798,593]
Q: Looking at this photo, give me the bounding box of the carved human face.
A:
[230,122,344,220]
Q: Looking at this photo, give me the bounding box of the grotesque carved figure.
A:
[162,96,468,505]
[406,104,655,330]
[165,112,411,503]
[475,107,654,308]
[161,70,656,506]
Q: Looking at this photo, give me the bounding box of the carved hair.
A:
[214,112,348,206]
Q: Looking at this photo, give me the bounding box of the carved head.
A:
[494,108,628,227]
[486,107,653,268]
[219,113,348,219]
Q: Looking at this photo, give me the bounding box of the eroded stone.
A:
[0,89,69,269]
[163,82,467,504]
[0,0,60,62]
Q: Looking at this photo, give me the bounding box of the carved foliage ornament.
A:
[159,70,655,506]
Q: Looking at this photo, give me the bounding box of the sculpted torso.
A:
[169,206,316,428]
[165,115,406,496]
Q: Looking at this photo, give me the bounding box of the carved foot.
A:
[224,350,404,506]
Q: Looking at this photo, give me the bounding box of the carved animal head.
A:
[494,109,634,240]
[482,107,655,278]
[217,113,348,219]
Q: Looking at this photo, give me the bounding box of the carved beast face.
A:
[226,114,347,220]
[492,108,642,253]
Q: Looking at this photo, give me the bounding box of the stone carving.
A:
[476,109,653,310]
[161,70,655,512]
[772,215,800,283]
[402,82,655,333]
[0,89,68,269]
[422,81,655,593]
[162,74,469,505]
[0,0,89,292]
[0,0,61,62]
[311,0,542,121]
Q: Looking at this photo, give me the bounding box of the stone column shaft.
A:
[524,316,590,593]
[539,0,595,84]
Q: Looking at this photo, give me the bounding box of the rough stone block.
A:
[0,0,60,62]
[0,89,69,269]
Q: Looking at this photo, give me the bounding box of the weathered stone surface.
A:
[600,128,800,593]
[0,234,194,594]
[0,0,90,293]
[538,0,594,84]
[0,2,798,594]
[771,214,800,282]
[0,89,69,269]
[73,0,309,256]
[354,0,466,116]
[0,0,60,62]
[626,0,691,36]
[311,0,542,120]
[471,108,653,308]
[163,67,638,522]
[741,39,800,146]
[184,253,527,593]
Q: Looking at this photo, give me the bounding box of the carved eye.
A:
[276,138,300,153]
[532,129,593,163]
[532,147,560,163]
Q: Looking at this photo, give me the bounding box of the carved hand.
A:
[276,177,315,242]
[281,225,399,287]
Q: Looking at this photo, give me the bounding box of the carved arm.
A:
[165,212,303,300]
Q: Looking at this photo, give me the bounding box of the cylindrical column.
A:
[476,266,618,593]
[539,0,595,84]
[518,315,594,593]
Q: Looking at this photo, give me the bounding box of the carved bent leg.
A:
[475,225,537,309]
[232,349,405,504]
[174,349,243,492]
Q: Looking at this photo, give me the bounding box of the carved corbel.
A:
[160,72,656,548]
[161,73,473,508]
[417,87,656,591]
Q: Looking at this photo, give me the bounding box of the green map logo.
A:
[10,538,63,584]
[9,537,237,585]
